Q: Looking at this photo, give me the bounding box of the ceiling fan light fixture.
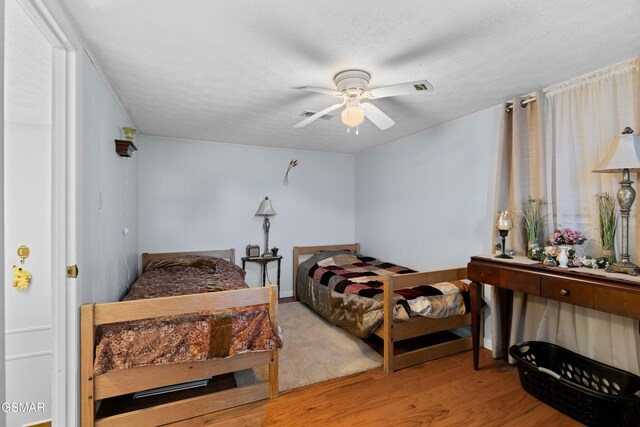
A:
[341,104,365,127]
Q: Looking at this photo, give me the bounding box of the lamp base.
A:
[495,254,513,259]
[606,261,640,276]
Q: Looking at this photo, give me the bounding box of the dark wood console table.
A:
[467,255,640,370]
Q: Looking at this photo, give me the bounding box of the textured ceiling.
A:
[61,0,640,154]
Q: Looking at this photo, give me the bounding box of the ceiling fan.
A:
[294,69,434,131]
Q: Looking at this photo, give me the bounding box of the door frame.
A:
[13,0,81,424]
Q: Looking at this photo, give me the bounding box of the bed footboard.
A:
[379,268,472,374]
[81,285,279,427]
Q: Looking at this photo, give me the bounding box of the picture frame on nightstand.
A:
[246,244,260,258]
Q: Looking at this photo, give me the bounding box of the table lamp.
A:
[495,210,514,259]
[255,196,277,257]
[593,127,640,275]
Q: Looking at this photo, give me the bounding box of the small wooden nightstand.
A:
[241,255,282,298]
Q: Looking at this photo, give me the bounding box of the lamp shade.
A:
[593,129,640,173]
[255,196,276,216]
[341,104,365,127]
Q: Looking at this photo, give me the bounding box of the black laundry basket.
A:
[509,341,640,427]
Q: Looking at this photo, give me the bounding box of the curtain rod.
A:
[505,97,536,112]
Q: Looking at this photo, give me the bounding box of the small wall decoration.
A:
[12,265,31,290]
[122,127,137,141]
[283,159,298,186]
[115,139,138,157]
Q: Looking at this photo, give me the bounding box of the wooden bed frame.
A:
[293,244,472,374]
[81,249,279,427]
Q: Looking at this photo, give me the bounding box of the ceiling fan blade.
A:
[361,103,395,130]
[367,80,434,99]
[295,86,343,97]
[294,102,345,128]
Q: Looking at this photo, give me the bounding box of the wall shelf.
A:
[115,139,137,157]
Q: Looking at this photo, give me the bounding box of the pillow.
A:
[144,255,218,273]
[316,252,361,268]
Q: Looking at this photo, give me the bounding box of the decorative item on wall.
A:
[115,126,138,157]
[283,159,298,186]
[122,126,137,141]
[521,197,547,260]
[13,244,32,289]
[495,210,514,259]
[595,193,618,265]
[115,139,137,157]
[12,265,31,290]
[255,196,277,257]
[593,127,640,275]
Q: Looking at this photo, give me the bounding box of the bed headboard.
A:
[142,249,236,270]
[291,244,360,300]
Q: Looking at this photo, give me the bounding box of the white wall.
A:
[138,136,355,297]
[356,106,501,346]
[355,105,502,269]
[79,52,138,305]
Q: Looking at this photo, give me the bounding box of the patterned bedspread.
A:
[297,251,468,338]
[93,255,282,376]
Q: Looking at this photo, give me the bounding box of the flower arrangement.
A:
[521,197,548,260]
[595,193,618,264]
[548,228,586,246]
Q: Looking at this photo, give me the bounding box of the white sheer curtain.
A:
[492,57,640,373]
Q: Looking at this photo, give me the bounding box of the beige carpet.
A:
[235,301,383,392]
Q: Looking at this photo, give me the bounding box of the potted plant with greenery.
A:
[595,193,618,265]
[122,126,137,141]
[521,197,547,260]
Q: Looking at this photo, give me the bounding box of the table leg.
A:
[276,259,281,299]
[499,288,512,362]
[261,263,266,287]
[470,281,481,370]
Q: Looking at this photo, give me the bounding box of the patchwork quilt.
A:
[297,251,468,338]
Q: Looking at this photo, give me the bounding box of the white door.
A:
[4,0,54,425]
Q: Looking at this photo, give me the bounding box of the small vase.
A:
[527,241,541,260]
[557,246,569,268]
[601,248,616,266]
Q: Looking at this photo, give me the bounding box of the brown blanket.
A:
[93,255,282,375]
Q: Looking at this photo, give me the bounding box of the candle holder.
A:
[495,210,514,259]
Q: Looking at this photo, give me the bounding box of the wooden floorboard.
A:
[160,349,581,426]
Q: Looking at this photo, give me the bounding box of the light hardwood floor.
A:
[162,349,580,426]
